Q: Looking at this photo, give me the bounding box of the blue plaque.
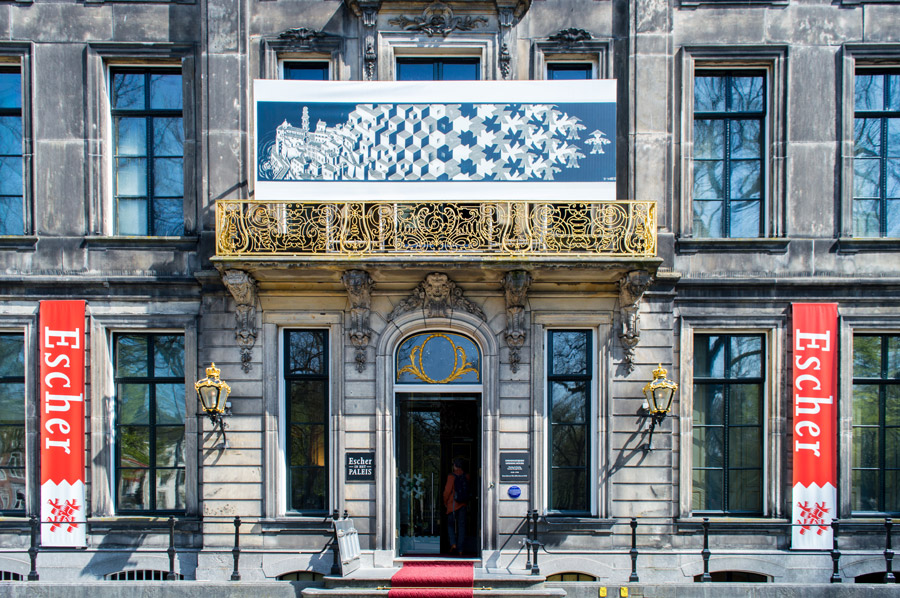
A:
[508,485,521,499]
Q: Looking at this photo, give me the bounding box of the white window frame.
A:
[0,318,36,517]
[382,34,491,81]
[278,57,333,81]
[678,318,783,520]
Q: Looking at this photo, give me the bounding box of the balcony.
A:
[213,199,659,284]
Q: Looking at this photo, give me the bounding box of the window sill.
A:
[88,516,201,533]
[259,517,334,534]
[836,237,900,254]
[675,517,789,534]
[84,235,199,250]
[539,516,616,535]
[680,0,788,6]
[677,237,789,254]
[0,236,38,250]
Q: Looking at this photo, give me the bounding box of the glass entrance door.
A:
[396,394,480,556]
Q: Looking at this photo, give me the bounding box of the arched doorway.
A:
[394,331,482,557]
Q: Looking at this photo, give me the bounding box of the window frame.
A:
[394,56,482,81]
[849,332,900,515]
[678,319,783,520]
[691,332,766,516]
[533,313,609,519]
[383,35,490,81]
[678,47,787,244]
[545,62,596,81]
[0,329,28,515]
[532,39,612,80]
[112,332,187,514]
[0,48,32,241]
[281,60,331,81]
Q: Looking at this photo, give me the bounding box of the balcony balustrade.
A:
[216,199,656,260]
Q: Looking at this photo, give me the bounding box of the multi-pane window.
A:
[692,334,764,514]
[851,334,899,513]
[114,333,185,513]
[0,70,23,236]
[284,61,329,81]
[853,71,900,237]
[396,57,480,81]
[284,330,328,513]
[0,334,24,513]
[547,330,591,514]
[547,63,592,80]
[111,69,184,236]
[692,72,765,238]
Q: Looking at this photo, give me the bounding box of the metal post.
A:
[167,516,177,581]
[27,516,39,581]
[700,518,712,582]
[830,519,841,583]
[629,518,639,582]
[530,510,540,576]
[885,518,895,583]
[524,512,532,572]
[230,516,241,581]
[331,509,341,576]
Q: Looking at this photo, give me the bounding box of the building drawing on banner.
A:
[259,102,610,183]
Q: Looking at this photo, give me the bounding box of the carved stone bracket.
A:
[501,270,532,373]
[548,27,593,44]
[342,270,375,372]
[222,269,258,373]
[387,273,486,322]
[388,2,488,37]
[618,270,652,374]
[499,43,511,79]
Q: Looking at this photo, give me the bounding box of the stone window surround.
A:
[532,313,612,519]
[0,317,37,518]
[839,316,900,518]
[89,312,198,518]
[532,39,612,80]
[839,44,900,245]
[676,46,787,247]
[677,317,784,520]
[261,313,343,520]
[85,43,197,241]
[379,33,495,81]
[0,46,33,243]
[258,34,344,81]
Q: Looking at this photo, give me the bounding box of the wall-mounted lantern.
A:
[195,363,232,448]
[641,364,677,451]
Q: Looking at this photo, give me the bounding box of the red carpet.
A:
[388,561,475,598]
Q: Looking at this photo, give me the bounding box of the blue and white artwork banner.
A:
[254,80,616,201]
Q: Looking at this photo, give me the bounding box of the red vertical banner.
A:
[791,303,838,550]
[39,300,86,547]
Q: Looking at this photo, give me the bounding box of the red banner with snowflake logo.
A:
[791,303,838,550]
[39,301,86,547]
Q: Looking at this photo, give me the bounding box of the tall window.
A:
[851,334,899,514]
[0,333,24,513]
[692,72,765,238]
[284,61,329,81]
[284,330,328,513]
[396,57,480,81]
[547,63,592,80]
[111,69,184,236]
[692,334,764,514]
[547,330,591,514]
[0,70,23,236]
[114,333,185,513]
[853,71,900,237]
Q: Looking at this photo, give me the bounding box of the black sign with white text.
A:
[346,452,375,482]
[499,452,530,482]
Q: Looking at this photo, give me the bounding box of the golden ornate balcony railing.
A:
[215,199,656,259]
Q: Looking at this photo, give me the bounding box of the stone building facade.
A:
[0,0,898,589]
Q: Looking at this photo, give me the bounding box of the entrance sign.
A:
[39,300,86,547]
[346,452,375,482]
[499,452,530,482]
[791,303,838,550]
[254,80,616,202]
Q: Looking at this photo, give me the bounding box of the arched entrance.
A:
[394,331,482,557]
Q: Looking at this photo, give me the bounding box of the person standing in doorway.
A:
[443,457,469,556]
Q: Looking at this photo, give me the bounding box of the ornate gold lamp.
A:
[195,363,232,447]
[642,364,678,451]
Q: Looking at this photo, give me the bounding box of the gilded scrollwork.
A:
[222,269,258,373]
[501,270,532,373]
[618,270,652,373]
[387,273,485,322]
[396,332,479,384]
[342,270,375,372]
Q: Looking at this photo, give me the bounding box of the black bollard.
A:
[886,518,895,583]
[167,516,177,581]
[830,519,841,583]
[231,516,241,581]
[27,516,39,581]
[700,518,712,582]
[629,518,639,582]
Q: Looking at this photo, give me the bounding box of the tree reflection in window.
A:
[114,333,185,513]
[547,330,591,514]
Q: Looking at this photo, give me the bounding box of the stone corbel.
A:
[342,270,375,372]
[347,0,380,80]
[501,270,532,373]
[387,272,485,322]
[498,7,514,79]
[222,269,258,373]
[618,270,652,373]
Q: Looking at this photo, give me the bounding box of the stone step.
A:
[303,588,567,598]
